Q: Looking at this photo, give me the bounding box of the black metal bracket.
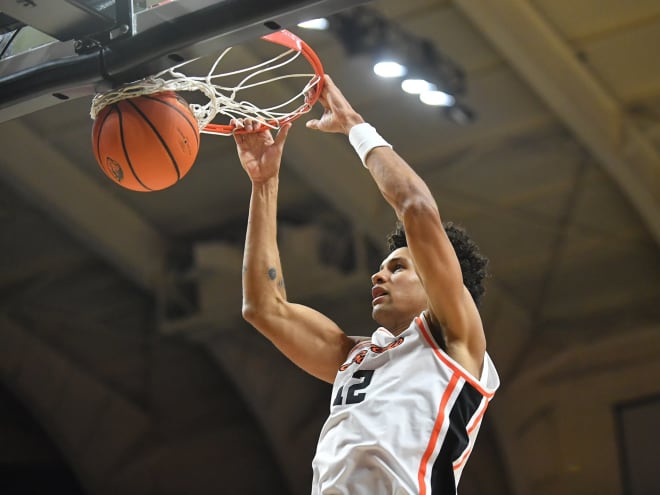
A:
[75,0,135,54]
[0,0,366,123]
[0,0,115,42]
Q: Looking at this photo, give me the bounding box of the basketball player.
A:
[233,74,499,494]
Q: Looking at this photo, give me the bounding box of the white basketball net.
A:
[90,45,321,135]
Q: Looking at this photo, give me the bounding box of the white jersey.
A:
[312,313,499,495]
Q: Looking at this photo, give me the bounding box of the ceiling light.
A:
[401,78,437,94]
[298,18,329,30]
[373,61,407,78]
[419,90,455,107]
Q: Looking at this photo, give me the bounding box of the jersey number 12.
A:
[333,370,375,406]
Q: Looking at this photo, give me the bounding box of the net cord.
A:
[90,40,321,135]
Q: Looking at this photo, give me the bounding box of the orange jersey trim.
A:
[416,316,495,399]
[467,400,489,435]
[417,373,460,494]
[454,401,489,470]
[453,445,473,471]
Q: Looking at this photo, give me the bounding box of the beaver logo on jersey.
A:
[339,337,404,371]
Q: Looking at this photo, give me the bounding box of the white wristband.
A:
[348,123,392,167]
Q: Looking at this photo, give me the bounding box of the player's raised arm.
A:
[234,119,357,384]
[306,76,486,378]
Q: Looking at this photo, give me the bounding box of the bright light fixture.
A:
[401,79,437,94]
[297,18,329,30]
[420,90,455,107]
[373,61,407,78]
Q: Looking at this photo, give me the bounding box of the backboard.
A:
[0,0,363,123]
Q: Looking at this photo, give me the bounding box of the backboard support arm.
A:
[0,0,364,123]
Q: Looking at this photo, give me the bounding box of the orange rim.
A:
[202,29,324,135]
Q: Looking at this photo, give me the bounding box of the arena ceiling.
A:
[0,1,658,494]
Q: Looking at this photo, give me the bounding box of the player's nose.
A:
[371,270,386,285]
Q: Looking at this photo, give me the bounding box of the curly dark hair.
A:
[386,222,489,306]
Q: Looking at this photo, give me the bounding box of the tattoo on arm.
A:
[268,267,285,296]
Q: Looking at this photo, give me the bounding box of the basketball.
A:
[91,91,200,192]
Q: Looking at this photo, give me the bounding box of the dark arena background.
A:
[0,1,659,494]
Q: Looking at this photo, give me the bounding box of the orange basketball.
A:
[92,91,200,192]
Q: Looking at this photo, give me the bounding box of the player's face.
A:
[371,247,427,334]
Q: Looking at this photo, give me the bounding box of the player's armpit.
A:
[244,301,358,384]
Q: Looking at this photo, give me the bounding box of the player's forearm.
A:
[364,147,439,222]
[241,177,287,321]
[344,121,439,220]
